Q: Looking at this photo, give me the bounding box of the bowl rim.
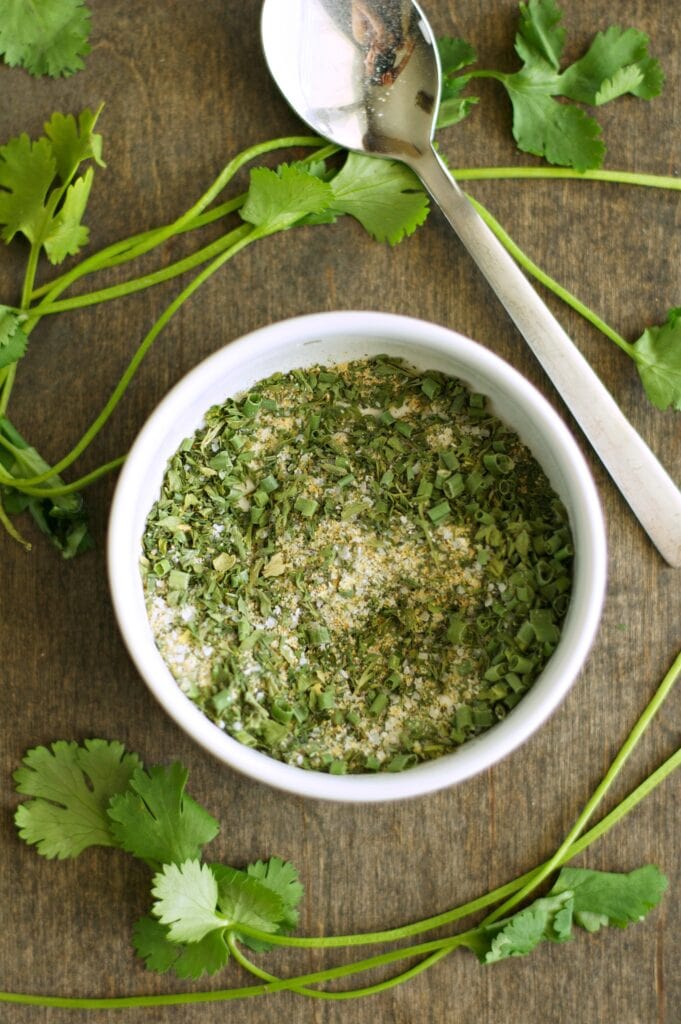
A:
[108,310,607,802]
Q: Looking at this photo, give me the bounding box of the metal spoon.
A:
[261,0,681,566]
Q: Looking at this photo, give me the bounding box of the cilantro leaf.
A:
[329,153,429,245]
[0,307,28,369]
[107,763,220,867]
[468,890,574,963]
[504,74,605,171]
[135,859,299,974]
[247,857,304,932]
[213,864,286,936]
[439,37,478,76]
[468,865,667,963]
[13,740,141,859]
[0,485,92,558]
[594,65,647,106]
[132,916,182,974]
[559,27,664,105]
[507,6,663,168]
[436,38,479,130]
[151,860,226,944]
[0,0,91,78]
[43,167,94,264]
[515,0,565,71]
[0,108,103,262]
[43,108,105,182]
[0,134,56,244]
[551,865,668,931]
[632,307,681,411]
[132,916,230,979]
[240,164,333,234]
[240,857,304,952]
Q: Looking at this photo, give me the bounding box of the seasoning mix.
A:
[141,357,573,774]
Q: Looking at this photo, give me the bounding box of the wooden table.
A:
[1,2,679,1021]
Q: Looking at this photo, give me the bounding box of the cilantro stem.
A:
[0,243,41,416]
[464,193,638,359]
[7,455,126,496]
[31,225,252,316]
[0,933,475,1008]
[451,166,681,191]
[227,932,450,1001]
[0,363,16,417]
[0,494,30,549]
[21,246,41,311]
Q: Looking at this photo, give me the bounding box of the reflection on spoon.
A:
[350,0,417,85]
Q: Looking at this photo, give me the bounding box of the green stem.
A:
[565,746,681,856]
[0,242,40,415]
[31,225,251,316]
[464,193,638,359]
[465,69,508,84]
[0,493,31,549]
[227,933,450,1001]
[21,245,41,310]
[451,166,681,190]
[12,455,126,496]
[0,363,16,417]
[0,932,475,1009]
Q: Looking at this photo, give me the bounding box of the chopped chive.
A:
[483,452,515,475]
[294,496,319,517]
[260,474,280,493]
[242,394,262,417]
[440,451,460,470]
[307,624,331,646]
[317,687,335,711]
[427,500,450,524]
[168,569,190,590]
[368,691,389,716]
[421,377,441,399]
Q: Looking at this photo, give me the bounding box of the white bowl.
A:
[108,311,606,801]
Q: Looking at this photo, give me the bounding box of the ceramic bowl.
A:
[108,311,606,801]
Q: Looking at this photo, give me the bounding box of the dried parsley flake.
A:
[141,357,573,774]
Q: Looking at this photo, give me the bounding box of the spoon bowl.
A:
[261,0,440,160]
[261,0,681,566]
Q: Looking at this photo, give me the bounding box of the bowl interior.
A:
[108,312,606,801]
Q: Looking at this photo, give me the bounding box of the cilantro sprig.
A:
[439,0,663,170]
[4,648,680,1006]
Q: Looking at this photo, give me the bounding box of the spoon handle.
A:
[412,147,681,567]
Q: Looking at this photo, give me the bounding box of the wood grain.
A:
[0,2,679,1022]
